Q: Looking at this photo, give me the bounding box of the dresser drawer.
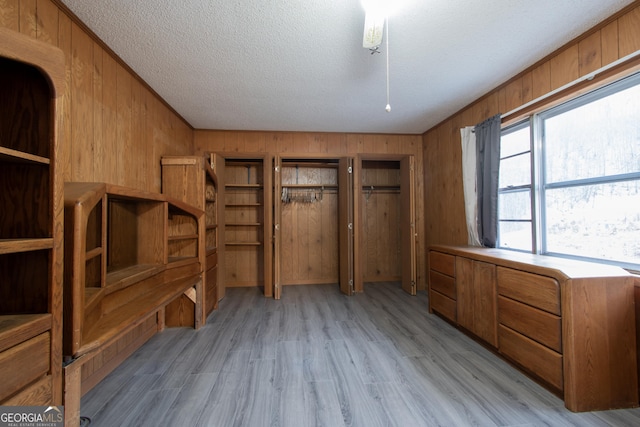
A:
[430,291,457,323]
[429,269,456,299]
[429,251,455,277]
[499,325,563,392]
[497,267,560,315]
[0,332,50,402]
[498,296,562,352]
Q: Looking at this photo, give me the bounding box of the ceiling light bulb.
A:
[385,104,391,112]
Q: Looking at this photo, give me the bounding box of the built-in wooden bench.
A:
[61,182,205,426]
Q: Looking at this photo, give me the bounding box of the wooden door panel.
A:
[338,157,354,295]
[400,155,416,295]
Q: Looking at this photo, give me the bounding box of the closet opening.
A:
[216,154,273,299]
[356,155,416,295]
[273,157,354,299]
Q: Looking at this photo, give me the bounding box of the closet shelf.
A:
[361,185,401,190]
[282,184,338,189]
[225,241,262,246]
[225,222,261,227]
[225,203,262,207]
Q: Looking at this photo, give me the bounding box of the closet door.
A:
[338,157,354,295]
[400,155,417,295]
[273,156,282,299]
[213,154,226,300]
[262,154,273,298]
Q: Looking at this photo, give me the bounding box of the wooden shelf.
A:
[78,274,200,357]
[361,185,400,190]
[105,264,164,292]
[226,242,262,246]
[85,246,102,261]
[225,184,262,189]
[0,314,51,353]
[168,256,198,265]
[168,234,198,241]
[226,222,261,227]
[0,238,54,255]
[282,184,338,189]
[225,203,262,207]
[0,146,50,165]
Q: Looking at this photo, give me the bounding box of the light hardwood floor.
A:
[81,282,640,426]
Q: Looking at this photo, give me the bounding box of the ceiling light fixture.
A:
[362,1,391,113]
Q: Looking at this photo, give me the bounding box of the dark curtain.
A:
[475,114,501,247]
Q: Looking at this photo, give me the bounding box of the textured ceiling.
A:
[60,0,635,134]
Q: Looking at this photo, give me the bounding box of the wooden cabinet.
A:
[162,154,219,322]
[0,28,65,406]
[496,268,563,390]
[456,257,497,347]
[216,155,272,296]
[428,251,457,322]
[428,245,638,412]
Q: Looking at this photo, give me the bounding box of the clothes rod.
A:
[501,48,640,121]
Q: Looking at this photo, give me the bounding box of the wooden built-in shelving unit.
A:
[0,27,65,406]
[218,156,272,292]
[62,182,205,421]
[162,154,219,321]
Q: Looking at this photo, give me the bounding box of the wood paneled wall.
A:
[0,0,194,192]
[423,3,640,250]
[194,131,426,289]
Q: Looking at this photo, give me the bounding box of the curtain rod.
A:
[501,48,640,121]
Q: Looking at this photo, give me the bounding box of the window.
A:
[498,73,640,271]
[498,122,533,252]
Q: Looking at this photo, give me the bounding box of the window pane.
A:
[498,221,532,251]
[499,152,531,188]
[501,125,530,158]
[499,190,531,220]
[544,181,640,265]
[544,81,640,184]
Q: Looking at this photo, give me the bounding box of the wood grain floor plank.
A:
[304,380,345,427]
[196,350,252,425]
[162,373,218,427]
[119,388,180,427]
[324,339,391,426]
